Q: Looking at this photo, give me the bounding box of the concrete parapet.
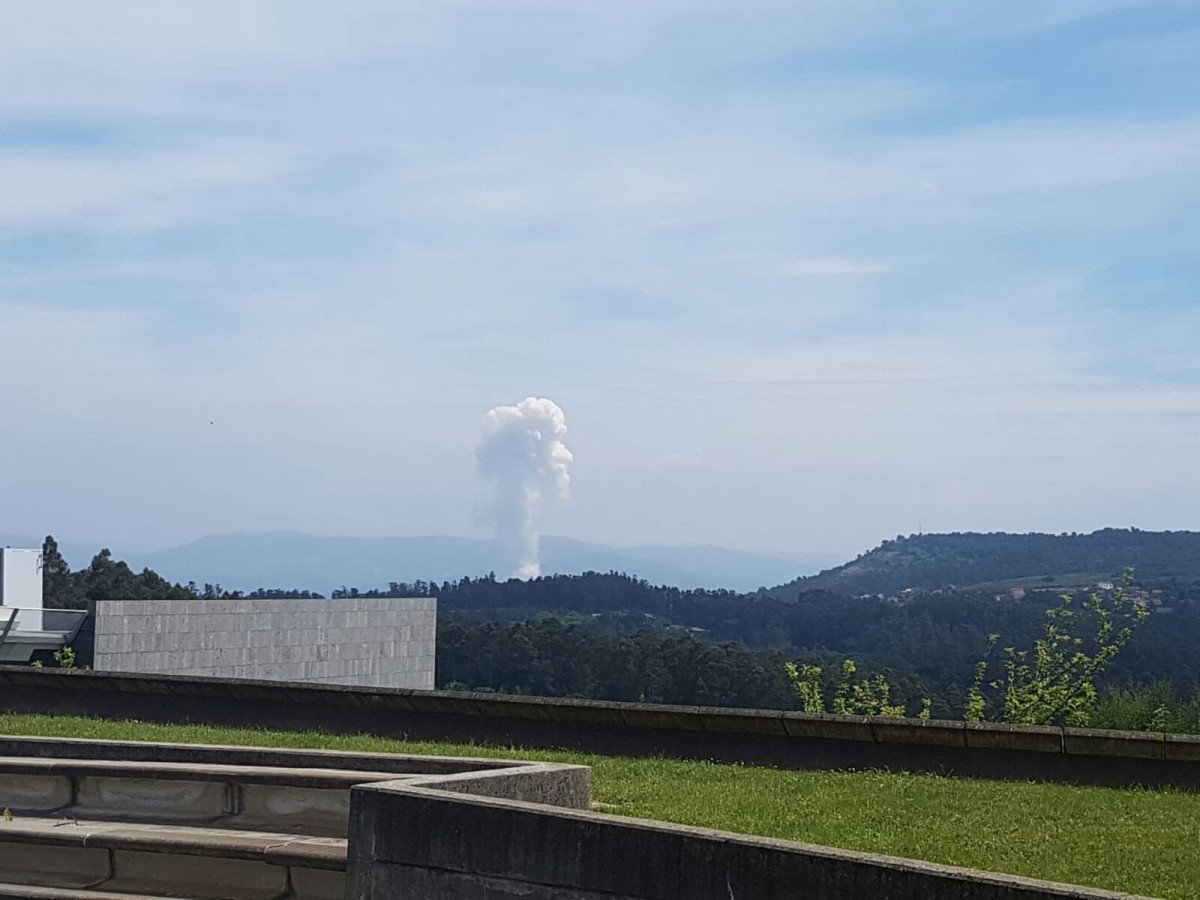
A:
[781,712,875,742]
[539,696,628,726]
[392,761,591,811]
[475,693,557,722]
[1062,728,1165,760]
[5,667,1200,790]
[965,722,1064,754]
[696,706,787,736]
[1164,733,1200,762]
[869,717,966,748]
[618,703,706,731]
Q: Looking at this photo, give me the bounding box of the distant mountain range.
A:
[11,526,1197,600]
[764,528,1200,599]
[37,532,831,594]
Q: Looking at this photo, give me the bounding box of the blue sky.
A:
[0,1,1197,559]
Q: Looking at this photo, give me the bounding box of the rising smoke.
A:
[475,397,573,580]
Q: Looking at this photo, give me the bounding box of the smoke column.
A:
[475,397,573,580]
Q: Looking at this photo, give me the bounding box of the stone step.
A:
[0,757,410,837]
[0,818,345,900]
[0,882,189,899]
[0,756,411,788]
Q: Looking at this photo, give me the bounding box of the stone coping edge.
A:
[0,732,536,775]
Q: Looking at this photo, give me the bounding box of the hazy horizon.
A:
[0,524,1185,575]
[2,2,1197,560]
[1,526,837,567]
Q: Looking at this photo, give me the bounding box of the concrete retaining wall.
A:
[0,731,1158,898]
[346,783,1145,900]
[3,667,1200,790]
[93,597,436,689]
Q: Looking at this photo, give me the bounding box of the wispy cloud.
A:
[0,1,1197,556]
[780,259,891,277]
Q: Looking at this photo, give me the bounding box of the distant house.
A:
[1010,587,1026,600]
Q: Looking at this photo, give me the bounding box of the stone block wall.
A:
[93,597,435,689]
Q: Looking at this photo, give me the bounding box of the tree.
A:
[968,570,1149,726]
[83,549,138,603]
[41,535,81,609]
[77,549,194,603]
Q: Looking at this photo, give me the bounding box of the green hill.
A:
[765,528,1200,599]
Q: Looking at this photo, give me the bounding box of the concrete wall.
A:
[347,782,1142,900]
[4,668,1200,791]
[92,597,435,689]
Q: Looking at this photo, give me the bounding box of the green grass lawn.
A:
[3,712,1197,898]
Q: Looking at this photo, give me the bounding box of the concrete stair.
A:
[0,819,344,899]
[0,756,410,836]
[0,886,185,899]
[0,755,385,899]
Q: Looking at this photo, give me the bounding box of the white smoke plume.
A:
[475,397,573,580]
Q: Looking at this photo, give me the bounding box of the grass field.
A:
[966,562,1200,594]
[3,712,1197,898]
[965,570,1113,592]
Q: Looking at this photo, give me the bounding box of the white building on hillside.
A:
[0,547,86,663]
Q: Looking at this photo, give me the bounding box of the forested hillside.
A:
[765,529,1200,599]
[35,532,1200,720]
[431,581,1200,713]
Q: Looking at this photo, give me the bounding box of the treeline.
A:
[42,538,193,609]
[434,613,1200,724]
[438,618,802,711]
[350,571,1200,695]
[42,536,324,608]
[440,615,1200,734]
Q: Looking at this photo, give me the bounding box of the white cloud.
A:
[0,1,1196,556]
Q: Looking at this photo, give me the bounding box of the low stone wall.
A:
[3,667,1200,789]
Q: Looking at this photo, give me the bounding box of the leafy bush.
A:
[785,659,910,717]
[967,570,1148,726]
